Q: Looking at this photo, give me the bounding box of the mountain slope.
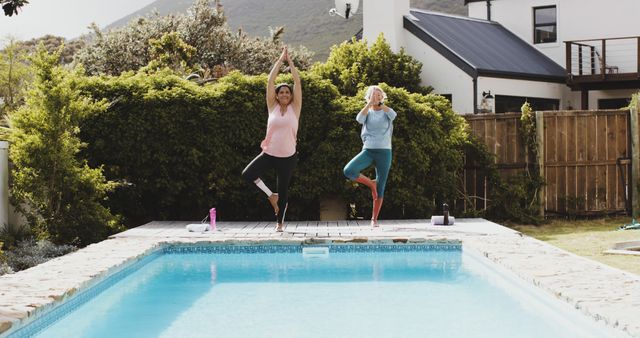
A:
[106,0,466,61]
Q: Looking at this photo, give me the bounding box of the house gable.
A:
[404,10,567,83]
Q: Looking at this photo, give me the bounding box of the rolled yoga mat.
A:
[430,215,455,225]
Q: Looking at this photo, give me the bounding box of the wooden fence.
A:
[463,108,639,216]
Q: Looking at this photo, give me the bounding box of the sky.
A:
[0,0,156,44]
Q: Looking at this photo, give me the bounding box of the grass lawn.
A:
[508,216,640,276]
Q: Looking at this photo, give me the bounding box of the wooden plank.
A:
[511,118,521,164]
[607,164,618,210]
[586,115,597,161]
[597,114,608,162]
[487,118,497,163]
[567,115,577,163]
[587,166,598,210]
[577,166,587,212]
[549,166,558,212]
[546,114,557,164]
[597,164,608,210]
[566,166,577,212]
[495,118,507,164]
[631,106,640,217]
[617,113,629,159]
[576,115,588,162]
[536,111,545,216]
[557,114,567,163]
[557,164,567,213]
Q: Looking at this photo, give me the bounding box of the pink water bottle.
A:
[209,208,216,231]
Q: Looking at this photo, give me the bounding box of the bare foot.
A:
[268,193,279,215]
[275,223,284,232]
[371,219,379,227]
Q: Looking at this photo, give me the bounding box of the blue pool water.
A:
[13,245,620,338]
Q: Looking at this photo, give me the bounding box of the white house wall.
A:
[404,32,474,113]
[588,89,638,109]
[468,0,640,69]
[479,77,569,111]
[363,0,409,52]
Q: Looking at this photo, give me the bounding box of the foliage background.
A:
[78,66,467,226]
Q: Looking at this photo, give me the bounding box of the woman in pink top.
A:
[242,46,302,232]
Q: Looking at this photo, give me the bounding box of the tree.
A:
[143,32,197,75]
[4,45,120,246]
[1,0,27,17]
[311,34,430,96]
[74,0,313,76]
[0,37,30,115]
[13,35,85,64]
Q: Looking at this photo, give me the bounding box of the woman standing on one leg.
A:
[242,46,302,232]
[343,85,396,227]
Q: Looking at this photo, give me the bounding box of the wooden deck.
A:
[110,218,512,240]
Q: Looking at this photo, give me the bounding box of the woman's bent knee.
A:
[241,169,256,183]
[343,166,358,180]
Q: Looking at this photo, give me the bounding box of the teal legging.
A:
[343,148,392,197]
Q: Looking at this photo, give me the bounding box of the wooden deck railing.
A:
[565,36,640,79]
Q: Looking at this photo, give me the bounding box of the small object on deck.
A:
[431,203,455,225]
[443,203,449,225]
[186,223,209,233]
[209,207,217,231]
[430,215,455,226]
[619,218,640,230]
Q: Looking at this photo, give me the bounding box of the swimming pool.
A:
[8,244,624,337]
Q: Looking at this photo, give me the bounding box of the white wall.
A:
[468,0,640,68]
[478,77,570,111]
[588,89,638,109]
[363,0,409,52]
[404,33,474,113]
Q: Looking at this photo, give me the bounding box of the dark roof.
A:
[404,10,567,83]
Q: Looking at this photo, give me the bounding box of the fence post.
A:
[535,111,545,217]
[631,101,640,218]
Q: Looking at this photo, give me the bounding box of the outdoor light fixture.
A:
[481,91,495,113]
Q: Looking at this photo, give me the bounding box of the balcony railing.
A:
[565,36,640,86]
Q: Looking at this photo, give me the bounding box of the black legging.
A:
[242,152,297,224]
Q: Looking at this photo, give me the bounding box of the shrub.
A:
[5,239,76,272]
[459,102,544,224]
[6,46,121,246]
[77,67,469,224]
[0,222,32,249]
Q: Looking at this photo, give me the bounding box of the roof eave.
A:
[477,69,568,83]
[403,16,478,79]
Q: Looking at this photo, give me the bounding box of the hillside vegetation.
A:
[107,0,466,61]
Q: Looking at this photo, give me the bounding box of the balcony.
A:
[565,36,640,91]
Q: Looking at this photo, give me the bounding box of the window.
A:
[598,98,630,109]
[495,95,559,113]
[533,5,557,44]
[439,94,452,106]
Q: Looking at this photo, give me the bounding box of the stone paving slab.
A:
[0,218,638,337]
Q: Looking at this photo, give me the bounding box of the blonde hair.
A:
[364,85,387,103]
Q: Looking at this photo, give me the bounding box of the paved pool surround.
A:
[0,219,638,337]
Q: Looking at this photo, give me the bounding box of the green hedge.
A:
[79,70,468,225]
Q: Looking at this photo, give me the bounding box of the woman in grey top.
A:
[343,85,396,227]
